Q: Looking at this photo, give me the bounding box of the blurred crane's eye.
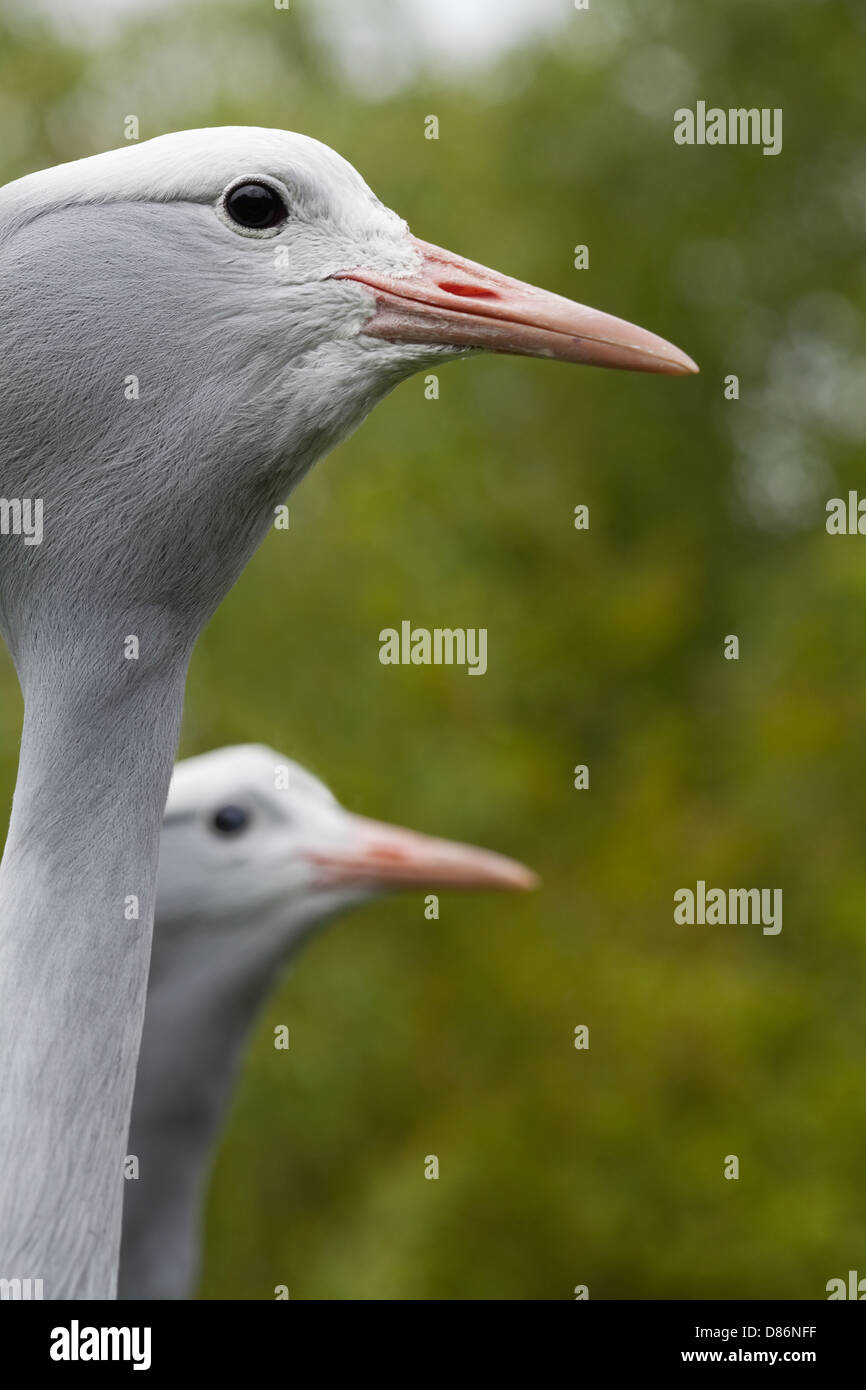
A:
[211,804,250,835]
[224,181,288,231]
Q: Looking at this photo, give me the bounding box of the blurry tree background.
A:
[1,0,865,1298]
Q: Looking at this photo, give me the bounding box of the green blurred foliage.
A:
[1,0,865,1298]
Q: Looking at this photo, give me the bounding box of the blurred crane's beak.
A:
[338,235,698,375]
[305,813,538,893]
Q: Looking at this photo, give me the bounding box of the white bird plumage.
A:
[118,744,535,1300]
[0,126,694,1298]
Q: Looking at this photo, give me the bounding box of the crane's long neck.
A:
[118,917,292,1300]
[0,641,189,1299]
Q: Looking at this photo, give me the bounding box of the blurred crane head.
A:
[156,743,537,963]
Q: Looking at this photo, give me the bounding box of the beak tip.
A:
[640,340,699,377]
[503,863,541,892]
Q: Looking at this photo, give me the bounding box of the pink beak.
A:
[305,813,538,894]
[336,235,698,375]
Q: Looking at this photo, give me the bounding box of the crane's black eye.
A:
[224,182,287,231]
[211,804,250,835]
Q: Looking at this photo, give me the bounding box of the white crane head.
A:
[121,742,535,1301]
[156,743,536,948]
[0,127,696,660]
